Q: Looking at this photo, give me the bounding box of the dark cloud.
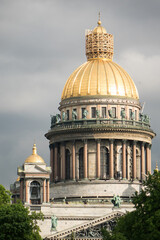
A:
[0,0,160,188]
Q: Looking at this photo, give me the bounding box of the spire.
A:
[97,12,101,26]
[32,143,37,155]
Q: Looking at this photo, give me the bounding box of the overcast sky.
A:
[0,0,160,189]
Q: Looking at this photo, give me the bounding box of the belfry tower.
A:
[45,19,155,199]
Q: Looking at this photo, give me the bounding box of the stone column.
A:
[43,179,46,203]
[84,140,88,179]
[132,141,136,180]
[109,139,114,179]
[20,179,23,202]
[54,144,58,181]
[61,142,66,180]
[122,140,126,179]
[141,142,145,180]
[72,142,76,180]
[50,145,54,182]
[46,179,50,203]
[146,144,151,174]
[96,140,101,179]
[149,144,152,173]
[25,180,28,203]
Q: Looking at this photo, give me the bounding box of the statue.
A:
[111,195,122,208]
[144,114,150,124]
[51,215,57,231]
[51,115,56,125]
[96,110,100,118]
[62,111,66,121]
[83,109,88,119]
[56,114,61,123]
[108,109,113,118]
[72,109,77,120]
[120,109,125,119]
[51,114,61,125]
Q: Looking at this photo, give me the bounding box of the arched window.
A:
[100,147,109,179]
[65,149,70,180]
[117,147,122,179]
[30,181,40,204]
[79,147,84,179]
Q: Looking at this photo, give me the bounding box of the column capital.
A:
[96,139,101,143]
[141,142,145,147]
[49,144,54,150]
[122,139,127,144]
[133,140,137,145]
[83,139,87,144]
[109,139,114,144]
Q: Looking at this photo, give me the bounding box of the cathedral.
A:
[11,18,155,239]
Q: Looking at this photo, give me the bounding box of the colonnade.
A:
[50,140,152,183]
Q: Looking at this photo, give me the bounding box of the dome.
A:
[25,144,45,164]
[92,19,107,34]
[61,59,139,100]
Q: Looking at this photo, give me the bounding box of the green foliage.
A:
[0,185,44,240]
[102,171,160,240]
[0,184,11,205]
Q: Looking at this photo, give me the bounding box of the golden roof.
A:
[25,144,45,164]
[93,20,107,34]
[61,20,139,101]
[61,59,139,100]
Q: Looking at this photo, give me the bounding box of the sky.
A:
[0,0,160,189]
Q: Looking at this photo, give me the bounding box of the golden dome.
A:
[93,24,107,34]
[25,144,45,164]
[61,59,139,100]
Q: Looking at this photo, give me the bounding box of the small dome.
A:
[61,59,139,100]
[93,19,107,34]
[25,144,45,164]
[93,25,107,34]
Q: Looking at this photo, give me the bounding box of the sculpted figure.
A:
[111,195,122,208]
[62,111,66,121]
[72,110,77,120]
[56,114,61,123]
[83,109,88,119]
[121,109,126,119]
[51,115,56,125]
[96,110,100,118]
[51,215,57,231]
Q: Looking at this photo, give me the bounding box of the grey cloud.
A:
[0,0,160,188]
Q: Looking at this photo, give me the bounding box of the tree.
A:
[102,170,160,240]
[0,184,11,205]
[0,185,44,240]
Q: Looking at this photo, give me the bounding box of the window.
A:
[82,108,86,119]
[65,149,70,180]
[100,147,109,179]
[102,107,106,118]
[79,148,84,179]
[30,181,40,204]
[91,107,96,118]
[112,107,116,118]
[66,110,69,120]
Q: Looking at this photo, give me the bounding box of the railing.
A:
[51,118,150,130]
